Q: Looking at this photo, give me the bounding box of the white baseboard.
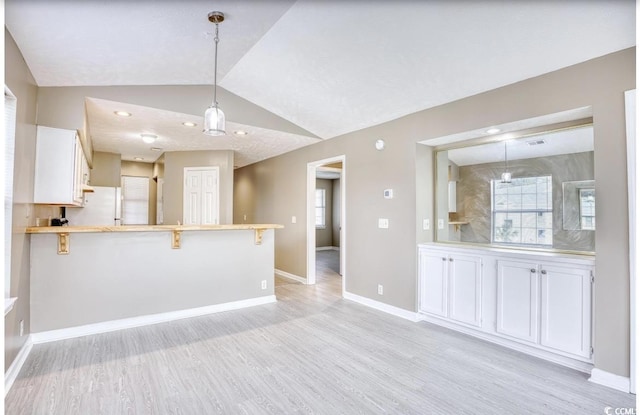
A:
[275,269,307,284]
[589,368,631,393]
[5,336,33,395]
[343,291,420,322]
[316,246,339,251]
[419,313,593,374]
[30,295,277,344]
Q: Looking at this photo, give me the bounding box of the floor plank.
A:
[6,251,634,414]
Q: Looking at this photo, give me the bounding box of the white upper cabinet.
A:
[34,126,89,206]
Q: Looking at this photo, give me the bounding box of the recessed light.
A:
[141,133,157,144]
[486,127,501,134]
[375,139,385,150]
[183,121,197,127]
[114,111,132,117]
[150,147,163,151]
[134,157,144,161]
[233,130,248,136]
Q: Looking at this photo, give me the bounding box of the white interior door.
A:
[183,167,219,225]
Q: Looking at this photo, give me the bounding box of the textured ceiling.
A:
[5,0,635,164]
[447,126,594,167]
[86,98,319,166]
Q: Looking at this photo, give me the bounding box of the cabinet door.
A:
[418,250,448,317]
[496,260,539,343]
[448,254,482,327]
[540,264,591,358]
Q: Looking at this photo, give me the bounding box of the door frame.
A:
[307,155,346,294]
[625,88,636,394]
[183,166,220,225]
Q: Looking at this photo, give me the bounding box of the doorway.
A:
[307,155,346,294]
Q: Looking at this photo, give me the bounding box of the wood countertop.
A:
[26,224,284,234]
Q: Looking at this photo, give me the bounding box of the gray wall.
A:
[30,230,276,332]
[4,28,38,371]
[453,152,595,251]
[315,179,334,247]
[163,151,234,225]
[90,151,121,187]
[233,48,635,378]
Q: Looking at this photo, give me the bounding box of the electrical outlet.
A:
[377,284,384,295]
[423,219,430,230]
[19,320,24,337]
[261,280,267,290]
[243,214,247,221]
[291,216,297,224]
[378,218,389,229]
[438,219,444,229]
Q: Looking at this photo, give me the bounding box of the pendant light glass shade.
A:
[203,105,225,136]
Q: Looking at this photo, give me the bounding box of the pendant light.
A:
[501,141,512,183]
[203,11,226,136]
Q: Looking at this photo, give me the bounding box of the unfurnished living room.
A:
[3,1,638,413]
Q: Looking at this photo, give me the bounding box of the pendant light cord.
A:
[504,141,508,173]
[213,23,219,107]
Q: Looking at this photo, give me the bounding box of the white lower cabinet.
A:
[539,264,592,358]
[419,244,594,368]
[496,260,539,343]
[419,249,482,327]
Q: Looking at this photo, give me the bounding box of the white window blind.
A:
[121,176,149,225]
[5,89,16,298]
[315,188,326,228]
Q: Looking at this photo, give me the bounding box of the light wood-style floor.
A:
[6,250,634,414]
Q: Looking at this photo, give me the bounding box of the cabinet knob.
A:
[449,258,454,262]
[541,270,547,275]
[442,257,446,261]
[530,269,536,273]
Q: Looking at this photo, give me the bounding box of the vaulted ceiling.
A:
[5,0,635,164]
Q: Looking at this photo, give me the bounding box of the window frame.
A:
[490,175,553,247]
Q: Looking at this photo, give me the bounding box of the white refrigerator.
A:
[66,186,122,226]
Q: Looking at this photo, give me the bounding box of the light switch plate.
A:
[378,218,389,229]
[438,219,444,229]
[383,189,393,199]
[423,219,430,230]
[291,216,297,224]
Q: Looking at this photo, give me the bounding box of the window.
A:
[579,188,595,230]
[315,188,326,228]
[492,176,552,246]
[121,176,149,225]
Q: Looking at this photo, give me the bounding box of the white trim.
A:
[344,291,420,322]
[419,313,593,373]
[30,295,277,344]
[315,246,339,251]
[5,336,33,395]
[275,269,307,284]
[625,88,637,394]
[307,155,346,295]
[4,297,17,316]
[589,368,631,393]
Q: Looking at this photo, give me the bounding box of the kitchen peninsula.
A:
[26,224,283,340]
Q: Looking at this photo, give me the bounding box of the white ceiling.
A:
[5,0,635,164]
[447,126,594,167]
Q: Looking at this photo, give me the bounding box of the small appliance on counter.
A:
[50,218,69,226]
